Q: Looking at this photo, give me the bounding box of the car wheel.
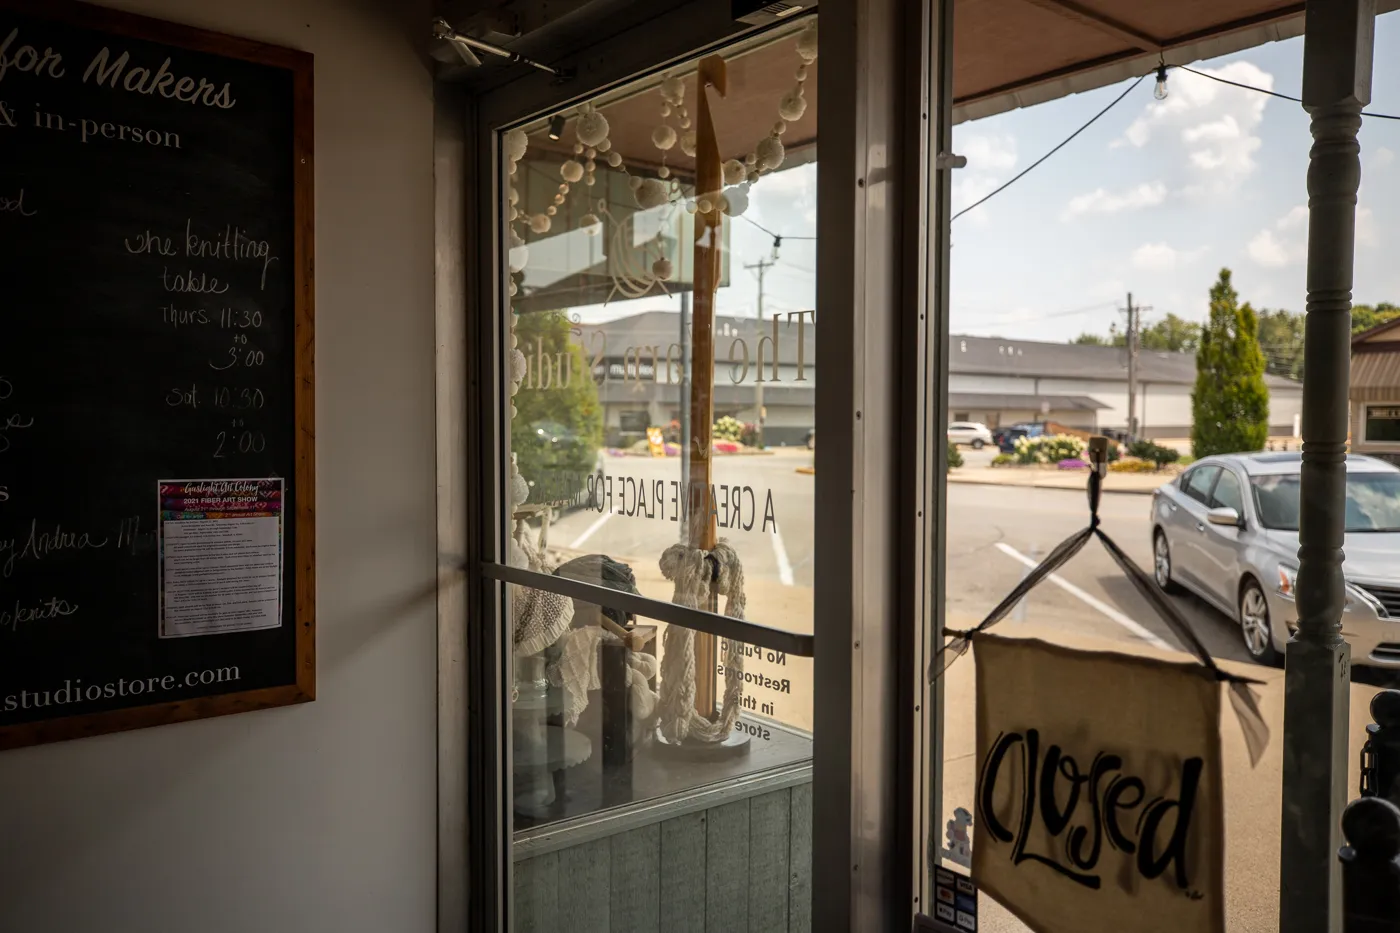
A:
[1153,530,1180,594]
[971,439,985,450]
[1239,579,1280,666]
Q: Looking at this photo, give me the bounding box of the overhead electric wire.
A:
[951,72,1151,223]
[736,213,816,242]
[1177,64,1400,121]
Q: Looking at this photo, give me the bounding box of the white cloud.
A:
[1358,206,1377,247]
[1247,203,1376,269]
[1373,146,1396,169]
[1120,61,1274,193]
[1131,243,1178,271]
[1247,229,1292,267]
[961,133,1018,173]
[952,132,1017,225]
[1062,181,1167,219]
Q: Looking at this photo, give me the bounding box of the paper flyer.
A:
[158,478,284,638]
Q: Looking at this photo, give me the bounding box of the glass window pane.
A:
[499,15,819,855]
[1212,469,1243,513]
[1183,466,1220,504]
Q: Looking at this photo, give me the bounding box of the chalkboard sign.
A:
[0,0,314,749]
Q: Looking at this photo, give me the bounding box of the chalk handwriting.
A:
[0,413,34,453]
[185,221,279,289]
[977,728,1204,893]
[1,519,111,578]
[162,267,229,294]
[0,187,36,216]
[0,596,79,634]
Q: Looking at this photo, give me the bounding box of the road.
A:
[533,447,1390,932]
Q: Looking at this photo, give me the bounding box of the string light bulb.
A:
[1154,64,1169,101]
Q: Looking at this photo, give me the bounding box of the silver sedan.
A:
[1151,451,1400,666]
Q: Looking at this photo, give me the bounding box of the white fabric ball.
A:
[505,128,529,163]
[796,20,818,62]
[586,147,597,159]
[630,175,644,190]
[510,348,528,383]
[607,151,623,167]
[697,197,713,213]
[508,245,529,273]
[508,187,520,204]
[529,213,551,234]
[580,213,602,235]
[773,119,788,137]
[509,226,525,250]
[680,130,697,157]
[756,135,786,171]
[598,139,611,153]
[722,159,747,186]
[779,89,807,122]
[576,109,610,148]
[721,186,749,217]
[634,177,668,210]
[545,205,556,216]
[747,170,761,185]
[652,124,678,151]
[796,63,808,81]
[508,280,518,297]
[560,160,584,183]
[652,258,674,280]
[661,74,685,104]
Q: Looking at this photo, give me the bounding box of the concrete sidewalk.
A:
[947,465,1170,495]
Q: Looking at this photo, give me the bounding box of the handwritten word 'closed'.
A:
[978,728,1203,892]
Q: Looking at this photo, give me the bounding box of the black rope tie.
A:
[932,439,1270,765]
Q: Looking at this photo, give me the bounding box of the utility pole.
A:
[1121,292,1150,440]
[745,237,780,448]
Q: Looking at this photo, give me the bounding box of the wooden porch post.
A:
[1280,2,1375,930]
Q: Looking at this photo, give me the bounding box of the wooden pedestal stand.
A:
[657,53,748,759]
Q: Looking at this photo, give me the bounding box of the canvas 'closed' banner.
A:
[972,635,1225,933]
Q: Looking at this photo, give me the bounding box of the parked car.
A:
[994,422,1046,453]
[947,421,994,449]
[1151,451,1400,667]
[805,428,815,450]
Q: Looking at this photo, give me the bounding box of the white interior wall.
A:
[0,3,438,932]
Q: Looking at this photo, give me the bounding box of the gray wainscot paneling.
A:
[513,764,813,933]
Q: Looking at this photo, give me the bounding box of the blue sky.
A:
[947,13,1400,342]
[566,13,1399,344]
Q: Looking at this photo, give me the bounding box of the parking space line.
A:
[569,511,613,550]
[771,523,795,587]
[994,542,1173,651]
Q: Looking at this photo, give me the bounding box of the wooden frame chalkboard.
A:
[0,0,314,749]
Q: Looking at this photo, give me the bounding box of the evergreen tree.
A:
[512,310,604,495]
[1191,269,1270,458]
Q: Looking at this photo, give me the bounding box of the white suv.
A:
[947,421,994,449]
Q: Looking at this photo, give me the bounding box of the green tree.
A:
[1352,302,1400,335]
[1192,269,1270,458]
[1255,308,1305,380]
[1139,313,1200,353]
[511,311,604,496]
[1070,314,1198,352]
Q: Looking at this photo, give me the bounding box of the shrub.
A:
[1127,439,1181,468]
[713,416,745,443]
[946,439,964,470]
[1109,457,1158,473]
[991,453,1015,467]
[738,421,761,448]
[1014,433,1086,465]
[1107,442,1122,463]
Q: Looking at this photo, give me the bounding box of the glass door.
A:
[473,15,826,932]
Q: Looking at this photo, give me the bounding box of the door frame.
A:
[443,0,947,928]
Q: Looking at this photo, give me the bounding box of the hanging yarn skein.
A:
[655,542,748,744]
